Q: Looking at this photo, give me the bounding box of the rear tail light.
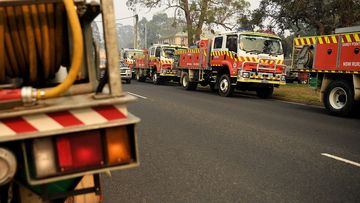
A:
[33,138,57,178]
[105,126,132,165]
[56,131,104,172]
[24,125,137,184]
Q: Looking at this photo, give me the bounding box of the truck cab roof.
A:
[150,44,188,49]
[216,31,281,40]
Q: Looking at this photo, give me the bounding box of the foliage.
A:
[116,25,134,48]
[127,0,250,45]
[138,13,183,48]
[250,0,360,35]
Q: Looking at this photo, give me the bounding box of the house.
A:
[158,32,188,47]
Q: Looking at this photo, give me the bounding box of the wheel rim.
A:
[153,74,157,82]
[182,75,188,87]
[329,87,347,110]
[220,78,229,92]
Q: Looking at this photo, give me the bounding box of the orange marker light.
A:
[105,126,132,165]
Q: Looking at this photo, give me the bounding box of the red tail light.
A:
[56,131,104,172]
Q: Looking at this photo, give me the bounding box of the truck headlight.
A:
[242,72,250,78]
[161,69,167,74]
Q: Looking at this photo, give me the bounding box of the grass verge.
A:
[274,83,322,106]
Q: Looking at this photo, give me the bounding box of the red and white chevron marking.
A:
[0,105,128,137]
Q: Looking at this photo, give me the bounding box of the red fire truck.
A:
[121,48,144,69]
[134,44,187,84]
[292,26,360,116]
[0,0,140,202]
[174,31,287,97]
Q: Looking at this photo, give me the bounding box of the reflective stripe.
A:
[0,122,16,137]
[24,114,63,131]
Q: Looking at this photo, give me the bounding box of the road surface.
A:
[102,81,360,202]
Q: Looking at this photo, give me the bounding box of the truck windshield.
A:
[125,51,143,59]
[162,47,187,58]
[239,35,283,55]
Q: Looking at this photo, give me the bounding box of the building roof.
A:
[159,32,188,40]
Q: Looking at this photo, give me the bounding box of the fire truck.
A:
[174,31,287,97]
[120,48,144,69]
[0,0,140,202]
[292,26,360,116]
[134,44,187,84]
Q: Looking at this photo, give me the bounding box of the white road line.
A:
[127,92,148,99]
[321,153,360,168]
[278,100,322,108]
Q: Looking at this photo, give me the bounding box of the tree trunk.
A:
[194,0,209,41]
[180,0,193,46]
[318,23,325,35]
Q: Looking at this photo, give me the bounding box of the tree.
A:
[116,24,134,48]
[251,0,360,35]
[138,13,183,48]
[127,0,250,45]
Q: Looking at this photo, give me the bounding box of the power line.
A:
[94,15,137,23]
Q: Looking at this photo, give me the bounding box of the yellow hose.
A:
[36,0,83,99]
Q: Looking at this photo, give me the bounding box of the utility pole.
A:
[144,23,147,49]
[134,14,138,49]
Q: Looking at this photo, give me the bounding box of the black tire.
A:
[218,74,234,97]
[323,80,354,117]
[256,85,274,99]
[152,73,161,85]
[181,73,197,90]
[127,79,131,84]
[131,72,135,79]
[136,72,145,82]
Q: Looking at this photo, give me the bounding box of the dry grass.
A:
[274,83,322,106]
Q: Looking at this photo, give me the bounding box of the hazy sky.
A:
[112,0,261,26]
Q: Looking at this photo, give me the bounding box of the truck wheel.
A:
[181,73,197,90]
[136,73,145,82]
[256,85,274,99]
[127,79,131,84]
[218,74,234,97]
[324,80,354,117]
[152,73,162,85]
[136,73,140,81]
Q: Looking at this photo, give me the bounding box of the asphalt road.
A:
[101,81,360,203]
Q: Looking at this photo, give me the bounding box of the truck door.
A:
[211,36,225,65]
[149,47,155,68]
[155,46,161,71]
[226,35,238,75]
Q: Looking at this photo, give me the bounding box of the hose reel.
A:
[0,4,68,84]
[0,0,84,102]
[295,45,314,69]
